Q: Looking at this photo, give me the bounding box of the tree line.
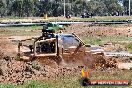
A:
[0,0,131,17]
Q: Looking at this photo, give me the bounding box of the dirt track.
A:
[0,24,132,85]
[63,24,132,37]
[0,38,83,85]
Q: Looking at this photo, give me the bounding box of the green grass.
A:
[82,36,102,45]
[0,70,132,88]
[19,81,53,88]
[0,16,132,23]
[25,70,132,88]
[82,36,132,45]
[0,26,42,30]
[0,26,42,37]
[0,84,15,88]
[48,16,132,22]
[0,81,53,88]
[125,43,132,52]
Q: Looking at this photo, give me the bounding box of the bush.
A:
[126,43,132,51]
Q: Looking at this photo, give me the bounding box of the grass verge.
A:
[0,16,132,23]
[0,70,132,88]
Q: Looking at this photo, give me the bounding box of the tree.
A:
[0,0,6,17]
[87,0,107,16]
[22,0,33,17]
[102,0,123,15]
[0,0,125,17]
[5,0,14,16]
[12,0,23,17]
[72,0,85,16]
[52,2,63,16]
[35,0,52,17]
[123,0,132,15]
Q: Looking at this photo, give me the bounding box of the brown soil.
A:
[0,37,17,57]
[0,38,82,85]
[0,37,118,85]
[62,24,132,37]
[0,57,81,85]
[0,24,131,85]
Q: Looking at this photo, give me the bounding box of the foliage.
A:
[126,43,132,51]
[0,0,6,17]
[0,0,129,17]
[123,0,132,10]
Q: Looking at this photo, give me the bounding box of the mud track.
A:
[0,24,132,85]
